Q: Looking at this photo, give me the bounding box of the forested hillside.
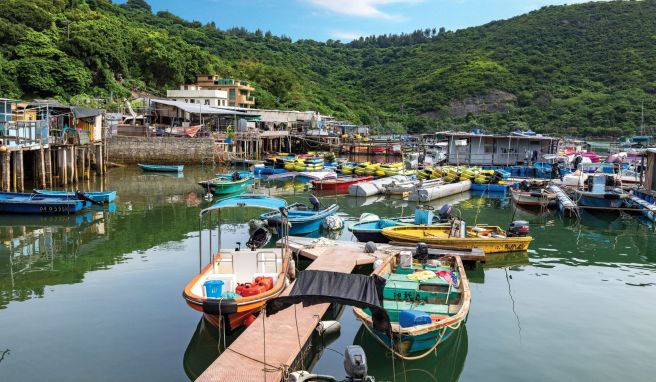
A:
[0,0,655,136]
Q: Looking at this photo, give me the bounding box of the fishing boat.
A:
[0,192,89,214]
[350,206,452,243]
[575,174,629,209]
[352,252,470,358]
[350,219,409,243]
[260,195,339,235]
[198,173,253,195]
[381,219,532,254]
[137,163,184,173]
[311,176,373,192]
[182,195,292,331]
[34,189,117,204]
[510,181,555,208]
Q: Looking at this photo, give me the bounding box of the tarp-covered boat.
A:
[198,172,253,195]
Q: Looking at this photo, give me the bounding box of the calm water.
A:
[1,167,655,381]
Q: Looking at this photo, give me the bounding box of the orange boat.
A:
[182,195,293,331]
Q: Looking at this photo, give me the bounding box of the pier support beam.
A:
[59,148,68,186]
[95,144,103,175]
[68,146,76,184]
[1,152,9,192]
[38,148,47,189]
[44,148,52,188]
[13,150,24,192]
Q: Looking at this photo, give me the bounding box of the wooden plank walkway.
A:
[196,242,384,382]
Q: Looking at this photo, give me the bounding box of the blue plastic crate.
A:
[203,280,224,299]
[399,309,432,328]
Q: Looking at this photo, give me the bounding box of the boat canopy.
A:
[201,194,287,216]
[266,270,391,332]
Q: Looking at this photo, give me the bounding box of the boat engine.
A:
[309,194,321,211]
[344,345,372,382]
[508,220,530,237]
[246,226,271,250]
[438,204,452,223]
[414,242,429,261]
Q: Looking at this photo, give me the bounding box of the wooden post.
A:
[44,148,52,188]
[80,148,87,180]
[38,148,46,189]
[95,144,103,175]
[1,152,9,191]
[60,147,68,186]
[69,146,76,184]
[14,150,24,192]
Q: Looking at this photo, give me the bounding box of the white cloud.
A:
[331,31,362,41]
[306,0,422,20]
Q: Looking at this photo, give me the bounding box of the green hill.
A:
[0,0,655,136]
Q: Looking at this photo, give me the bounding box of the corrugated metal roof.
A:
[152,99,252,116]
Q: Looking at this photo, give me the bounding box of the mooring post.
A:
[69,146,76,184]
[61,147,68,186]
[38,147,46,188]
[1,151,9,191]
[44,148,52,188]
[95,144,103,175]
[14,150,24,192]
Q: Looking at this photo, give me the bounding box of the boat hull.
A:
[34,190,117,204]
[262,204,340,235]
[0,192,88,214]
[510,189,552,207]
[381,225,532,254]
[576,191,626,208]
[199,178,253,195]
[311,176,373,192]
[138,163,184,173]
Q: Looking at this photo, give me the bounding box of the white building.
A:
[166,85,228,107]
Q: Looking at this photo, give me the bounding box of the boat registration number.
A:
[39,206,69,213]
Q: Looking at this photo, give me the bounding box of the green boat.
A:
[198,175,253,195]
[353,253,470,358]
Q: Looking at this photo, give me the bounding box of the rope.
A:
[360,318,462,361]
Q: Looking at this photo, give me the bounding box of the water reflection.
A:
[0,210,113,309]
[353,324,468,382]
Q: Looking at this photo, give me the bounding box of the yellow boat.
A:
[381,224,532,254]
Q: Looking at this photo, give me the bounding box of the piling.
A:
[1,152,9,191]
[37,148,47,189]
[13,150,24,192]
[95,144,103,175]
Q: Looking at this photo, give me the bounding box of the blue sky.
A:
[126,0,597,41]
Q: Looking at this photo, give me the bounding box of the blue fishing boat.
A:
[0,192,89,214]
[34,189,117,204]
[469,183,510,193]
[349,219,409,243]
[260,195,339,235]
[575,174,628,209]
[138,163,184,173]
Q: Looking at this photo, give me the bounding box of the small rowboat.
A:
[349,218,409,243]
[353,253,470,358]
[510,187,555,208]
[198,175,253,195]
[0,192,89,214]
[261,197,340,235]
[34,189,117,204]
[137,163,184,173]
[310,176,373,192]
[381,224,532,254]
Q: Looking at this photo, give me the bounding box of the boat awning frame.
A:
[200,194,288,216]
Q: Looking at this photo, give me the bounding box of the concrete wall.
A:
[107,136,214,164]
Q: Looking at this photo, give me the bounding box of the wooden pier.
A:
[196,237,484,382]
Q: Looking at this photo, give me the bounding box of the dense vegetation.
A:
[0,0,655,136]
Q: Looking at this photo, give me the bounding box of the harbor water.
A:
[1,166,655,381]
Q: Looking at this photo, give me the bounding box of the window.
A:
[190,99,195,103]
[240,89,248,96]
[207,76,213,80]
[184,99,188,103]
[204,99,210,105]
[229,89,236,99]
[183,85,188,90]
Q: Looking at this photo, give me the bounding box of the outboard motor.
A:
[231,171,241,181]
[75,190,102,206]
[508,220,530,237]
[246,226,271,250]
[309,194,321,211]
[414,242,429,261]
[438,204,452,223]
[344,345,371,382]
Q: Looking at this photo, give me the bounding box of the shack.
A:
[433,132,560,166]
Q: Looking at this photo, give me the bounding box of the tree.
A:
[121,0,151,13]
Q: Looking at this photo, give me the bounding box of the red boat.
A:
[311,176,373,192]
